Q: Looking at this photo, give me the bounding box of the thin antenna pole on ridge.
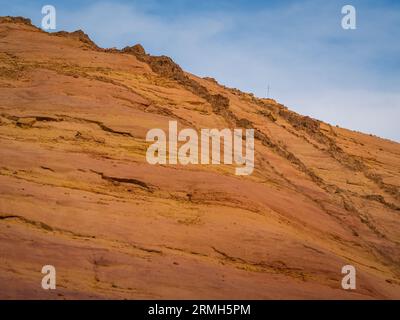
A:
[267,84,270,99]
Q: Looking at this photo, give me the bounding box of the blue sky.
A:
[1,0,399,141]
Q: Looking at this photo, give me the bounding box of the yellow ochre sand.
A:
[0,16,399,299]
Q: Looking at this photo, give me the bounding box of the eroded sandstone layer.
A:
[0,17,399,299]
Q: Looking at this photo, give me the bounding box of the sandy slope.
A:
[0,16,399,299]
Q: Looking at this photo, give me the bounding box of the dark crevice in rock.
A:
[40,166,54,172]
[364,194,400,211]
[91,170,151,191]
[56,115,134,137]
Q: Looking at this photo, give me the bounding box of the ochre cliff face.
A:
[0,17,399,299]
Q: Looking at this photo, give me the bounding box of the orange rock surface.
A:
[0,17,399,299]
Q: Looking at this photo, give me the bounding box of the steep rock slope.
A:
[0,17,399,299]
